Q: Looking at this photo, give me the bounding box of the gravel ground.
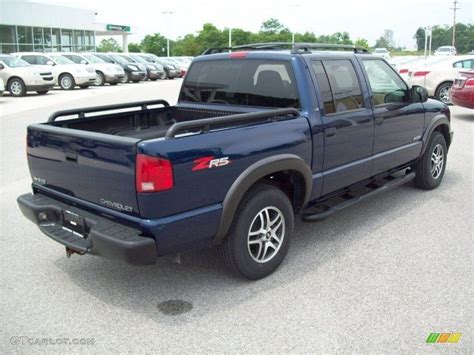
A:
[1,81,472,353]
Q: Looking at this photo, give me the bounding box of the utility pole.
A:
[162,10,174,57]
[450,0,460,47]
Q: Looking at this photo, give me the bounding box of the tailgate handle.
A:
[65,152,78,162]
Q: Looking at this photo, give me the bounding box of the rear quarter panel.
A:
[137,117,312,219]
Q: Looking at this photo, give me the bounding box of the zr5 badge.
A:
[193,156,231,171]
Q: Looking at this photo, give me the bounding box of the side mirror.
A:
[80,60,88,65]
[411,85,429,103]
[46,60,55,66]
[0,63,4,70]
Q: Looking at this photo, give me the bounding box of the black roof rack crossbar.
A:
[202,42,369,55]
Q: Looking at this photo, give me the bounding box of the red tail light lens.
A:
[399,69,409,74]
[136,154,174,193]
[465,78,474,87]
[414,71,430,77]
[229,51,248,59]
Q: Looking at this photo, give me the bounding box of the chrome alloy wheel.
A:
[431,144,444,179]
[439,85,451,104]
[61,75,73,89]
[247,207,285,263]
[10,81,23,95]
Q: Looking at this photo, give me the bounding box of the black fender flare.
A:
[421,115,451,156]
[213,154,312,244]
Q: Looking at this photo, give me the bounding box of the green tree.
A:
[97,38,121,52]
[141,33,168,56]
[354,38,369,48]
[260,18,286,34]
[374,29,394,49]
[414,27,426,51]
[128,43,142,53]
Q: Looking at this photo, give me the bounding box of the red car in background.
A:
[451,70,474,109]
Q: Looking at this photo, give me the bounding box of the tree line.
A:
[96,19,473,56]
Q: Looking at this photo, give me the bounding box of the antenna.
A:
[450,0,460,47]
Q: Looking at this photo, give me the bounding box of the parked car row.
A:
[0,52,193,97]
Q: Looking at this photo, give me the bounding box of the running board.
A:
[302,172,416,223]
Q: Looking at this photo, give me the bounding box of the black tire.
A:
[8,78,26,97]
[217,184,294,280]
[414,132,447,190]
[121,72,129,83]
[435,81,453,104]
[94,72,105,86]
[59,74,75,90]
[36,90,49,95]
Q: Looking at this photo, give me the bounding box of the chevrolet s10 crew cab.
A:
[18,43,453,280]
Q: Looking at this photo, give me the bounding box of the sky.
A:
[41,0,473,48]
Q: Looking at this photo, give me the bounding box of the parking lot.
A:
[1,81,473,352]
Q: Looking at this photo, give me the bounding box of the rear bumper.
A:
[17,193,157,265]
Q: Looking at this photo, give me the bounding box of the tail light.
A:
[136,154,174,193]
[399,69,409,74]
[465,78,474,87]
[414,71,430,77]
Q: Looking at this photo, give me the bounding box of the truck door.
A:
[359,58,425,174]
[310,59,375,195]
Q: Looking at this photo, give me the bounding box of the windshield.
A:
[49,55,74,64]
[130,55,147,64]
[83,54,105,64]
[94,54,114,63]
[438,47,451,52]
[119,55,136,63]
[110,55,129,65]
[0,55,31,67]
[180,59,299,108]
[375,49,387,53]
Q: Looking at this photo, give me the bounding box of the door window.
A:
[322,60,365,113]
[362,59,409,105]
[34,55,51,65]
[311,61,335,114]
[453,59,474,69]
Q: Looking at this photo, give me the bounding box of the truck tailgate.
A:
[27,124,140,216]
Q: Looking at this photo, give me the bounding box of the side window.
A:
[35,55,50,65]
[322,60,365,113]
[453,60,473,69]
[362,59,409,105]
[21,55,36,65]
[311,60,335,114]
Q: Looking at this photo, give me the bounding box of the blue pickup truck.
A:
[18,43,453,280]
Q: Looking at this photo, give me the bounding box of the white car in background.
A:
[434,46,457,56]
[0,77,4,96]
[373,48,391,60]
[60,52,125,86]
[0,54,55,97]
[12,52,96,90]
[396,56,452,81]
[407,55,474,104]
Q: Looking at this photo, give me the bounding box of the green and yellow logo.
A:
[426,333,462,343]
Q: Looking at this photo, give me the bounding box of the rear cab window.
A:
[179,59,299,108]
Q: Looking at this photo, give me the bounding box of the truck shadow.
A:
[54,172,460,324]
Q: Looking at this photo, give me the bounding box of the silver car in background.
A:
[0,54,54,97]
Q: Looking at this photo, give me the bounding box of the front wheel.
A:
[59,74,75,90]
[121,72,129,83]
[414,132,447,190]
[217,185,294,280]
[94,72,105,86]
[8,78,26,97]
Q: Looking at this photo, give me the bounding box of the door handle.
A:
[325,127,337,137]
[375,117,384,125]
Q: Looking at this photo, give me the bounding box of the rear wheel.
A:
[94,72,105,86]
[414,132,447,190]
[217,185,294,280]
[8,78,26,97]
[59,74,75,90]
[435,81,452,104]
